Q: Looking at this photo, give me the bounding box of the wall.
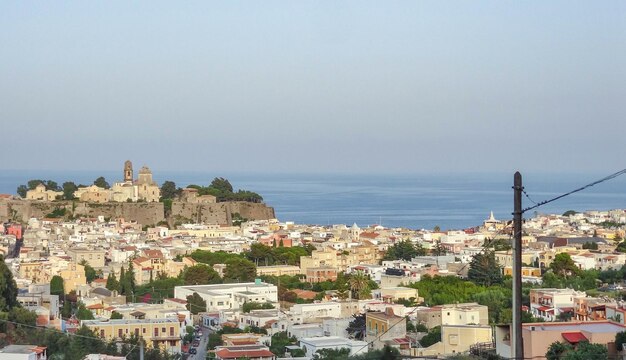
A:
[0,199,275,226]
[170,201,275,225]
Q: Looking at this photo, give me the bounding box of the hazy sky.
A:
[1,1,625,174]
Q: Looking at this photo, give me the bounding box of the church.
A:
[110,160,161,202]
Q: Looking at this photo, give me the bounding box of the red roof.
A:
[537,306,551,312]
[562,332,588,344]
[215,349,275,359]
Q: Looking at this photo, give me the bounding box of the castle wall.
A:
[1,199,275,226]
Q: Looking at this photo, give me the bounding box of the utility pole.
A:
[139,340,144,360]
[512,172,523,360]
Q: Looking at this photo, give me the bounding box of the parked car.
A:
[189,348,197,355]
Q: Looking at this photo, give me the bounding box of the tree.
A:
[242,302,274,313]
[50,275,65,297]
[383,239,425,261]
[420,326,441,347]
[75,302,94,320]
[616,331,626,352]
[62,182,78,200]
[223,258,257,282]
[346,313,366,340]
[550,253,580,278]
[349,271,371,300]
[433,225,441,232]
[61,300,72,319]
[211,177,233,193]
[93,176,110,189]
[468,251,503,286]
[313,348,351,360]
[563,210,578,217]
[186,292,206,314]
[16,185,28,198]
[183,264,222,285]
[0,254,19,311]
[79,260,97,283]
[105,272,120,292]
[160,181,178,200]
[110,311,123,319]
[582,241,598,250]
[269,331,298,357]
[562,341,607,360]
[432,240,447,256]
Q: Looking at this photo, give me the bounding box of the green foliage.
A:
[313,348,351,360]
[419,326,441,347]
[551,341,608,360]
[247,243,312,266]
[62,181,78,200]
[346,313,365,340]
[183,264,222,285]
[349,271,372,300]
[232,212,248,226]
[160,181,180,200]
[45,207,67,218]
[186,292,207,314]
[615,331,626,352]
[383,239,426,261]
[16,185,28,198]
[563,210,578,216]
[75,302,94,320]
[190,250,245,265]
[617,241,626,253]
[50,275,65,297]
[242,301,275,313]
[472,289,510,324]
[105,272,120,292]
[110,311,123,319]
[134,276,184,302]
[541,270,599,291]
[468,250,503,286]
[270,331,299,357]
[223,258,257,282]
[0,254,19,311]
[187,177,263,203]
[410,275,486,306]
[483,238,512,251]
[79,259,97,283]
[550,253,580,277]
[93,176,110,189]
[208,332,223,350]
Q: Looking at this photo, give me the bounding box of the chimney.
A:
[385,307,395,317]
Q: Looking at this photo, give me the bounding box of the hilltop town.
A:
[1,170,626,359]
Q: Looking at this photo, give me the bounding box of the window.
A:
[170,327,174,336]
[101,330,105,338]
[154,328,158,337]
[143,328,146,334]
[118,329,123,338]
[135,328,139,336]
[162,327,166,333]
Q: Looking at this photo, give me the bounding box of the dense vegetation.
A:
[187,177,263,203]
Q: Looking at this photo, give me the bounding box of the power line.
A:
[522,168,626,214]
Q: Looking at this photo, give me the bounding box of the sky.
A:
[1,1,625,175]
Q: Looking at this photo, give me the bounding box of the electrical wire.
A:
[522,168,626,214]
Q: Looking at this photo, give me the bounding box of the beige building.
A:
[365,308,407,350]
[379,287,419,303]
[83,318,181,353]
[300,244,380,273]
[26,184,63,201]
[136,166,160,202]
[74,185,112,203]
[59,262,87,293]
[416,325,492,357]
[256,265,302,277]
[67,248,106,268]
[496,321,625,359]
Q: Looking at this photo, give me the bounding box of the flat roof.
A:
[524,321,626,333]
[300,336,367,347]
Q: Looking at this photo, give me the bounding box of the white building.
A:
[0,345,47,360]
[299,336,368,359]
[174,281,278,312]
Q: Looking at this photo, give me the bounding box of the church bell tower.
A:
[124,160,133,183]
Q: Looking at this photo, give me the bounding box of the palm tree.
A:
[349,271,371,299]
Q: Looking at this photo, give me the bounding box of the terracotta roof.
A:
[166,298,187,304]
[133,256,150,264]
[143,249,164,258]
[87,304,103,310]
[562,332,588,344]
[215,349,275,359]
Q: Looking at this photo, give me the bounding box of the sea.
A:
[1,170,625,230]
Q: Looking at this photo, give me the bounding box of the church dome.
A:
[139,166,152,175]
